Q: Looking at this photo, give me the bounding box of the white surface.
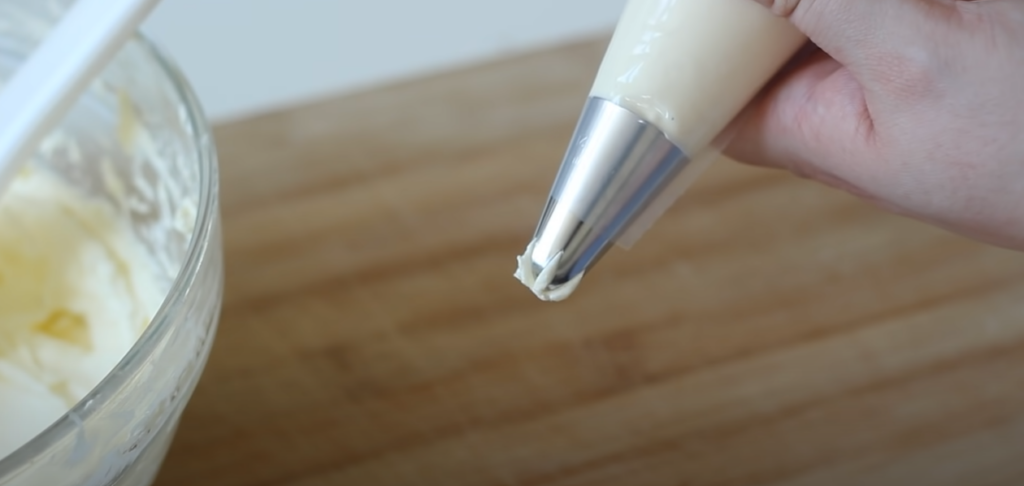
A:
[141,0,626,124]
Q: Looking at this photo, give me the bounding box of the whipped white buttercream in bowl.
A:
[0,1,223,484]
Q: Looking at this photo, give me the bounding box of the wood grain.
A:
[153,36,1024,486]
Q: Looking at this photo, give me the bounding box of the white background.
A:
[141,0,626,124]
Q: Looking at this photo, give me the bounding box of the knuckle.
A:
[872,47,943,101]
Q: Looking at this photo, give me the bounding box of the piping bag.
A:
[514,0,807,301]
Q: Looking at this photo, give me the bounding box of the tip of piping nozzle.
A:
[513,239,583,302]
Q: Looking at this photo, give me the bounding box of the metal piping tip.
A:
[515,96,692,301]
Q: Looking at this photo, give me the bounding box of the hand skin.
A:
[725,0,1024,251]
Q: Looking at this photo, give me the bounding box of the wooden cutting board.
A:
[153,37,1024,486]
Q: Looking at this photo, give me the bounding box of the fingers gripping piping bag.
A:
[514,0,806,301]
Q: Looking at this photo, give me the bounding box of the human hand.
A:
[726,0,1024,251]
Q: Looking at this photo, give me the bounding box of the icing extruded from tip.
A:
[513,239,584,302]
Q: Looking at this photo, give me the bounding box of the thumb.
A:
[726,0,959,199]
[725,47,881,199]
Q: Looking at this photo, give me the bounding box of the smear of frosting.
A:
[513,239,583,302]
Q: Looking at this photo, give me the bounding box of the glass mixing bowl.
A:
[0,0,223,484]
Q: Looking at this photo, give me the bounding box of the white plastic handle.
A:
[0,0,161,196]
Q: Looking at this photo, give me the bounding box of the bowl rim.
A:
[0,32,220,475]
